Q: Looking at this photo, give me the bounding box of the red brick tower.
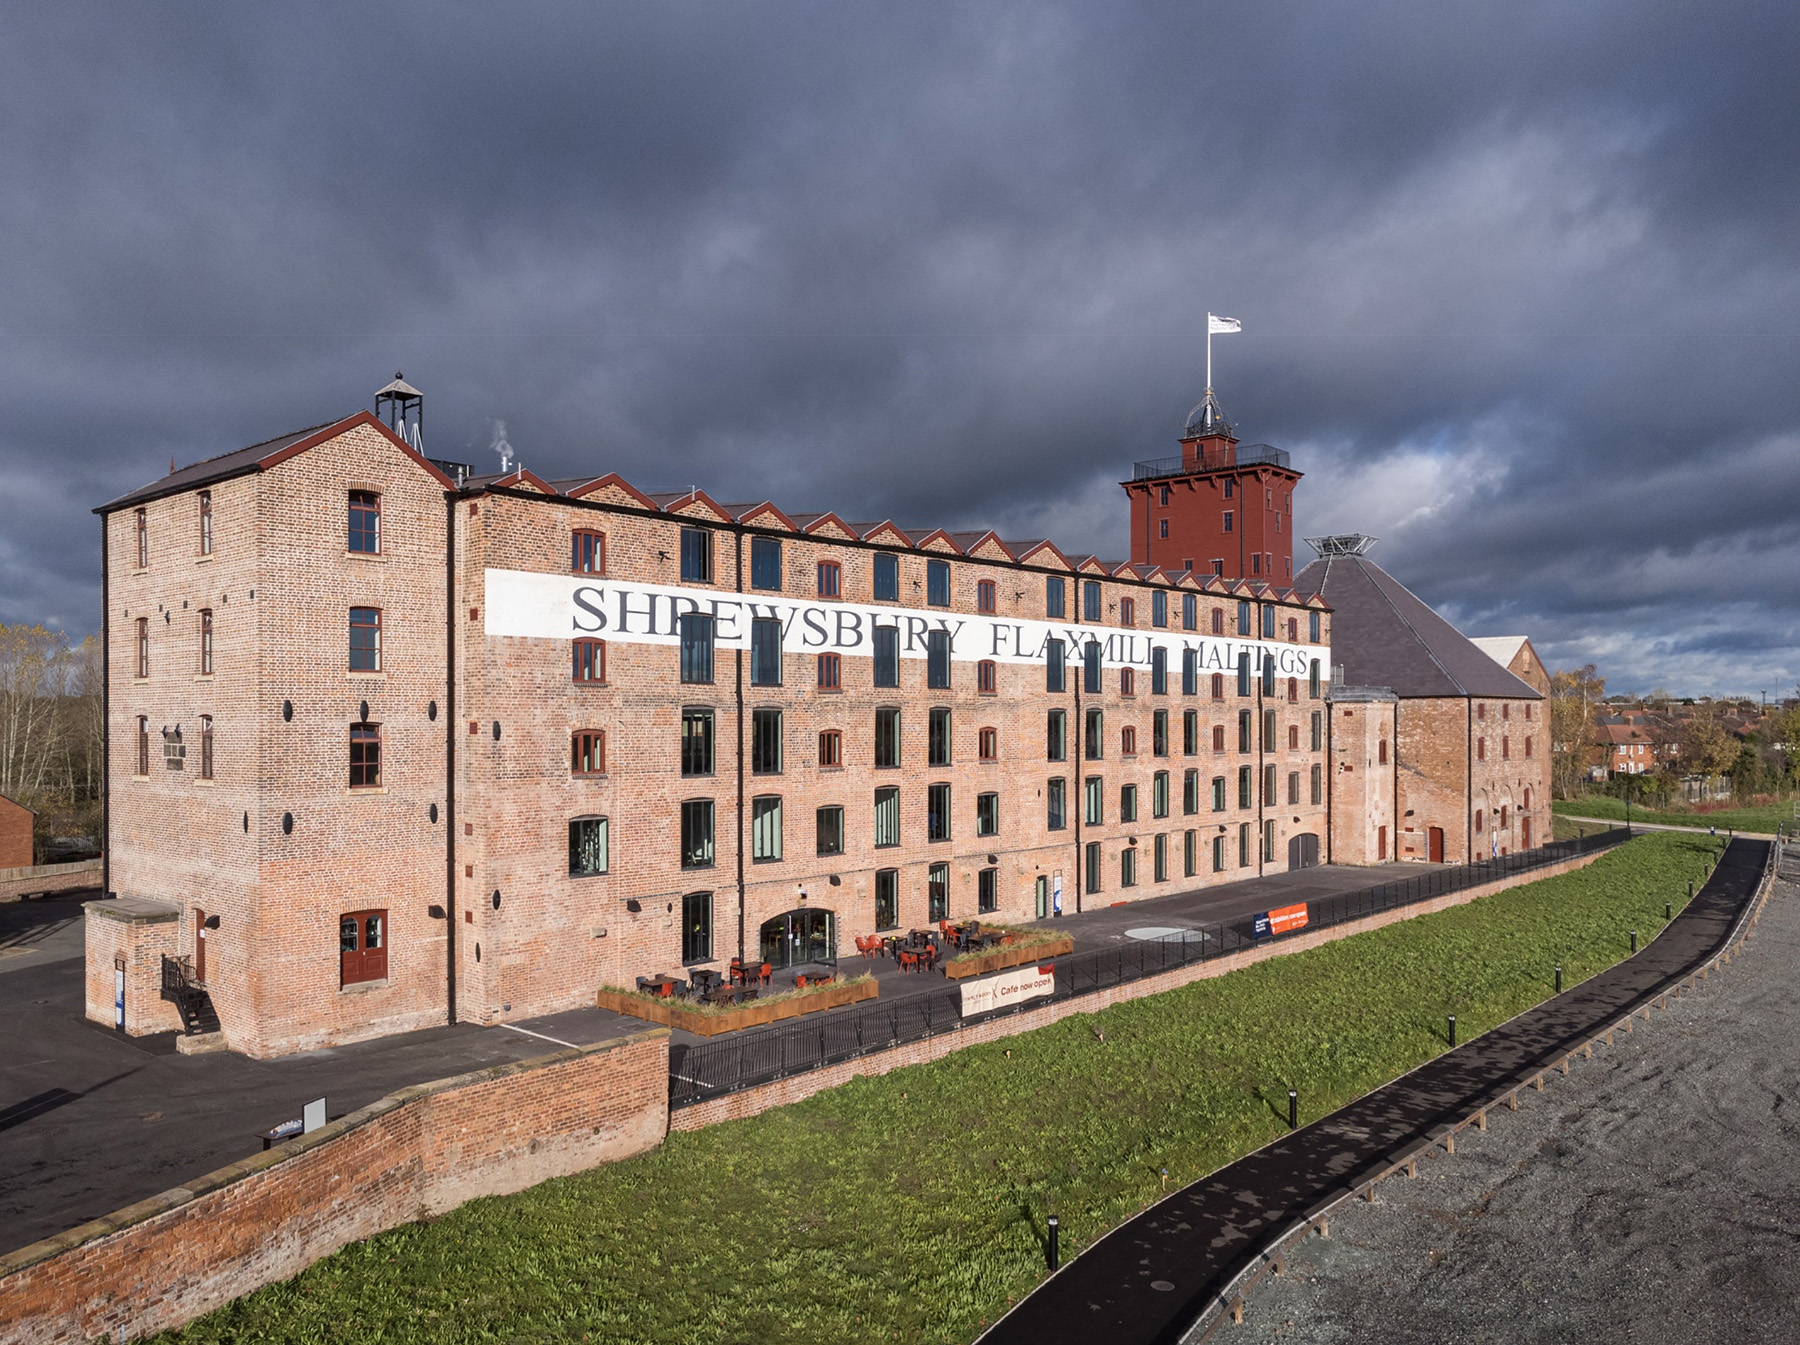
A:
[1121,391,1303,583]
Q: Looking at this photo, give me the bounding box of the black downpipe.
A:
[1073,654,1083,916]
[1323,684,1333,864]
[100,515,110,897]
[1255,606,1266,876]
[734,531,746,965]
[444,493,458,1025]
[1465,699,1474,867]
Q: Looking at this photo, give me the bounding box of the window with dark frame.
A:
[1182,648,1197,696]
[873,624,900,687]
[818,729,843,767]
[875,707,901,768]
[1238,765,1252,809]
[874,867,900,929]
[816,805,845,856]
[750,536,782,591]
[1048,777,1067,829]
[874,786,901,847]
[198,491,213,556]
[1086,840,1102,894]
[1046,575,1066,619]
[1083,580,1102,622]
[1152,590,1167,628]
[1121,846,1137,887]
[1152,770,1169,818]
[1237,652,1251,696]
[340,909,386,985]
[348,491,381,554]
[136,717,149,775]
[1120,783,1138,822]
[571,729,606,775]
[1085,775,1103,825]
[873,552,899,601]
[570,817,609,875]
[1310,611,1321,643]
[817,560,841,597]
[1183,593,1197,631]
[572,529,606,574]
[1047,709,1067,762]
[1212,775,1227,811]
[751,795,783,861]
[1311,710,1323,751]
[199,609,214,675]
[681,708,714,776]
[1238,709,1252,753]
[679,527,713,583]
[1310,763,1322,805]
[1150,646,1167,695]
[1084,707,1103,759]
[978,867,998,913]
[349,723,381,788]
[750,617,782,686]
[1083,640,1101,693]
[926,629,951,689]
[349,607,381,672]
[928,862,949,921]
[681,892,713,963]
[1183,768,1199,813]
[199,715,214,780]
[135,508,148,568]
[928,707,952,767]
[680,799,715,868]
[573,639,606,683]
[1287,771,1300,805]
[1154,833,1168,882]
[925,785,951,841]
[679,613,714,684]
[1046,637,1066,692]
[136,617,149,678]
[927,558,951,607]
[751,708,783,774]
[1183,708,1198,755]
[1185,829,1197,878]
[976,791,998,836]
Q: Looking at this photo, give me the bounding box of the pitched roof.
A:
[96,412,455,514]
[1293,553,1541,700]
[1470,635,1529,668]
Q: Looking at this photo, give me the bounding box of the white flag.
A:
[1208,314,1242,334]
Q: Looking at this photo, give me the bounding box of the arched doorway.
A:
[1287,833,1319,869]
[759,909,836,970]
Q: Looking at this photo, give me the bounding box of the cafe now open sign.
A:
[960,963,1055,1017]
[1252,903,1310,939]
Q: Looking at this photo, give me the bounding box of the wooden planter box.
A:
[943,935,1075,980]
[595,976,879,1037]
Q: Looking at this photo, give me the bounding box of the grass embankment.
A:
[161,833,1717,1345]
[1554,794,1792,834]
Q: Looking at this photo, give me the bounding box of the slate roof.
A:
[96,412,455,514]
[1293,553,1541,700]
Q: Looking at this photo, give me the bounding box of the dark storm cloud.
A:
[2,0,1796,694]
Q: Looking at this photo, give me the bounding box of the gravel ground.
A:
[1231,861,1800,1345]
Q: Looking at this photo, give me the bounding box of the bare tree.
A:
[1549,664,1605,799]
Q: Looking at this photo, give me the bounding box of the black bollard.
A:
[1047,1214,1060,1271]
[1555,965,1563,994]
[1666,901,1673,921]
[1289,1089,1298,1130]
[1448,1014,1458,1047]
[1631,930,1638,954]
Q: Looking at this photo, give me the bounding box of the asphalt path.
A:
[979,838,1771,1345]
[0,893,641,1256]
[1235,849,1800,1345]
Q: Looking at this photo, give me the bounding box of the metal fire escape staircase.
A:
[160,954,221,1035]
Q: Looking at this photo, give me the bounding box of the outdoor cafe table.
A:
[689,967,722,994]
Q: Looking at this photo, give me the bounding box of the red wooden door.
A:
[1427,828,1445,863]
[194,908,207,983]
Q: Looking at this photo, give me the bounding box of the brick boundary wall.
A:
[0,1027,670,1345]
[672,849,1607,1130]
[0,859,101,903]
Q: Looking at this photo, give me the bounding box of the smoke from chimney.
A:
[490,420,514,475]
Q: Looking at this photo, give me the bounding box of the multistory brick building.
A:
[1293,536,1551,865]
[90,382,1335,1056]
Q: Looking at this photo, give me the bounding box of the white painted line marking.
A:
[498,1022,581,1049]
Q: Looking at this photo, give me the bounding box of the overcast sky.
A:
[2,2,1795,696]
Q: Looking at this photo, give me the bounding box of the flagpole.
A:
[1205,313,1213,393]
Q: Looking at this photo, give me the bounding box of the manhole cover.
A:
[1125,926,1206,942]
[1151,1280,1176,1292]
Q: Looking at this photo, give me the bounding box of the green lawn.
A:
[161,833,1717,1345]
[1554,793,1794,834]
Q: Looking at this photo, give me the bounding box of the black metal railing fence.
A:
[668,827,1632,1108]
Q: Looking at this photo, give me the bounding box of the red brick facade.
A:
[1123,428,1303,583]
[94,415,1335,1055]
[0,793,33,869]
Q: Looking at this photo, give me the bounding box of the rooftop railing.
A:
[1132,443,1291,481]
